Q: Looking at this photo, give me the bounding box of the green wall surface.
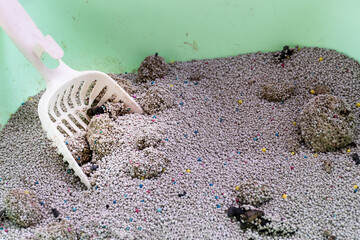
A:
[1,0,360,129]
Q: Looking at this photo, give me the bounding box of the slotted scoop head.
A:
[0,0,143,188]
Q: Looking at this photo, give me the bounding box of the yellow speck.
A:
[347,149,351,153]
[310,90,315,94]
[141,176,145,180]
[30,98,33,101]
[354,185,358,189]
[261,148,266,152]
[186,169,191,173]
[238,100,243,104]
[282,194,287,199]
[356,103,360,107]
[291,152,295,155]
[24,190,29,194]
[235,186,240,190]
[319,57,323,61]
[162,168,166,172]
[314,154,318,157]
[292,122,296,126]
[170,84,174,87]
[170,60,174,63]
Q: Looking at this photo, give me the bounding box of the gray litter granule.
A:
[0,47,360,240]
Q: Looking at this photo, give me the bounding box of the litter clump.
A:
[298,94,356,152]
[260,81,295,102]
[4,189,42,227]
[137,52,169,83]
[352,153,360,165]
[235,181,272,206]
[140,86,175,114]
[103,101,129,119]
[227,205,297,237]
[65,132,92,165]
[133,125,163,150]
[86,114,121,157]
[313,84,331,95]
[127,146,169,179]
[34,220,77,240]
[322,160,334,174]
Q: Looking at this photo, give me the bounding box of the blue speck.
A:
[195,82,198,85]
[65,141,68,145]
[129,218,133,222]
[275,133,279,137]
[126,227,130,230]
[236,108,239,111]
[153,116,156,118]
[198,158,202,161]
[179,102,184,106]
[215,196,218,199]
[151,81,154,84]
[237,151,241,154]
[67,217,70,219]
[139,184,143,188]
[35,181,38,184]
[141,200,144,202]
[194,131,198,134]
[254,137,258,141]
[40,202,44,206]
[102,226,106,228]
[157,208,162,212]
[205,98,207,101]
[240,93,243,96]
[21,102,25,105]
[73,208,77,211]
[173,181,176,184]
[184,134,187,138]
[64,200,67,203]
[220,118,223,122]
[216,205,221,208]
[184,81,188,83]
[124,194,127,197]
[259,116,262,119]
[304,156,307,158]
[176,77,178,80]
[281,101,284,104]
[78,157,80,160]
[224,163,227,165]
[165,139,168,141]
[209,183,213,186]
[138,227,142,230]
[113,201,117,204]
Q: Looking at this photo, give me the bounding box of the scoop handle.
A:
[0,0,64,81]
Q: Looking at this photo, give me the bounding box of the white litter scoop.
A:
[0,0,143,189]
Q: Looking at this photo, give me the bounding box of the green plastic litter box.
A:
[1,0,360,129]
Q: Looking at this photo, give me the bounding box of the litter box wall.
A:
[1,0,359,129]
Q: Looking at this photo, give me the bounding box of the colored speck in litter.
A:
[356,103,360,107]
[198,158,202,161]
[215,196,218,199]
[235,186,240,190]
[40,202,44,206]
[139,184,143,188]
[216,205,221,208]
[236,108,239,111]
[194,131,198,134]
[170,84,174,87]
[129,218,133,222]
[319,57,323,61]
[151,81,154,84]
[195,82,198,85]
[238,100,243,104]
[73,208,77,211]
[113,201,117,204]
[275,133,279,136]
[24,190,29,194]
[304,156,307,158]
[126,227,130,230]
[254,137,258,141]
[282,194,287,199]
[314,154,318,157]
[184,134,187,138]
[347,149,351,153]
[65,141,68,145]
[124,194,127,197]
[186,169,191,173]
[179,102,184,106]
[292,122,296,126]
[261,148,266,152]
[220,118,223,122]
[310,90,315,94]
[165,139,168,141]
[184,81,188,83]
[157,208,162,212]
[209,183,213,186]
